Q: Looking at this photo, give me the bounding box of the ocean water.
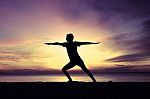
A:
[0,74,150,82]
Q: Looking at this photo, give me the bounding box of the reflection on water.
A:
[0,74,150,82]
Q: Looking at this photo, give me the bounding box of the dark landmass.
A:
[0,82,149,99]
[0,65,150,75]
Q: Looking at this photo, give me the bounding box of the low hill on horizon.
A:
[0,65,150,75]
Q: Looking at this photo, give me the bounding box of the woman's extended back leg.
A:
[79,63,96,82]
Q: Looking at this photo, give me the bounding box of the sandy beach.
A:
[0,82,149,99]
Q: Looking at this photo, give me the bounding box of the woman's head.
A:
[66,33,74,42]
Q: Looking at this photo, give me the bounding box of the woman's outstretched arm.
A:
[77,42,100,46]
[45,42,65,46]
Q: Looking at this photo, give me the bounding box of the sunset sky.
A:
[0,0,150,71]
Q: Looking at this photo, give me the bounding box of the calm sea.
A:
[0,74,150,82]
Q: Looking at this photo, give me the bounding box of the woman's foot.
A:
[93,79,96,82]
[67,80,73,82]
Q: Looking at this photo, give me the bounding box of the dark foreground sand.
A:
[0,82,149,99]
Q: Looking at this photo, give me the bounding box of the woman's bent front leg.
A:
[62,62,75,82]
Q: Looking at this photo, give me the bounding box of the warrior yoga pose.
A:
[45,33,100,82]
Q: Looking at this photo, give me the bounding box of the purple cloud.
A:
[106,52,150,62]
[107,19,150,62]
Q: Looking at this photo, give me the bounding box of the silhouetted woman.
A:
[45,33,100,82]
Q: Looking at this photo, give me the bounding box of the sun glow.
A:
[30,31,124,70]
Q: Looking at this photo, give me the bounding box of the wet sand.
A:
[0,82,149,99]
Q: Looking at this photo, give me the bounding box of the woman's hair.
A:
[66,33,74,42]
